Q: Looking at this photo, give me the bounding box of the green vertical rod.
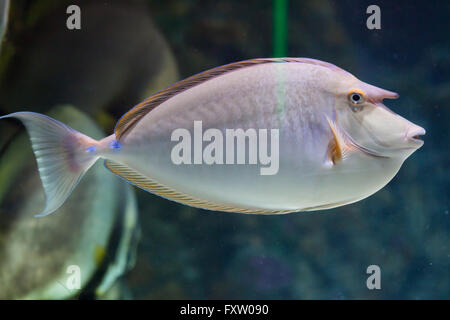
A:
[273,0,288,57]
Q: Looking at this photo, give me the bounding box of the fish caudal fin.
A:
[0,112,100,217]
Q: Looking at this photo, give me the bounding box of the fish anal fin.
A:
[104,160,295,215]
[301,199,354,211]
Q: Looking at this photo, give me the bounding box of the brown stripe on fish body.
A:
[114,58,349,140]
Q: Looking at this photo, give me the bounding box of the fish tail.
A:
[0,112,100,217]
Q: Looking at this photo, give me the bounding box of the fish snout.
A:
[406,125,426,148]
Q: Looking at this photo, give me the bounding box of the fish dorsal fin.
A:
[114,57,348,140]
[104,160,295,214]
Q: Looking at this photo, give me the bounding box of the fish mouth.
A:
[407,127,426,147]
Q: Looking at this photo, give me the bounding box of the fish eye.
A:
[347,90,365,112]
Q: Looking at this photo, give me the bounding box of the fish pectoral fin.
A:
[325,116,387,165]
[325,116,356,164]
[104,160,295,215]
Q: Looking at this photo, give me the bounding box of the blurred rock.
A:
[0,105,138,299]
[0,0,9,50]
[0,0,178,120]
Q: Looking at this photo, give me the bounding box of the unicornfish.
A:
[0,58,425,216]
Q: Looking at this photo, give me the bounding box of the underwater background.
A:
[0,0,448,299]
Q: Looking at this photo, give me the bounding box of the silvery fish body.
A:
[0,58,425,216]
[115,61,387,211]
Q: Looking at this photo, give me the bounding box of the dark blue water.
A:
[0,0,448,299]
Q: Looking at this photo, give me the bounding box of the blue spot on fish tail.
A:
[85,146,97,154]
[109,140,122,151]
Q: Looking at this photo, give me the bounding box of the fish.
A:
[0,58,425,216]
